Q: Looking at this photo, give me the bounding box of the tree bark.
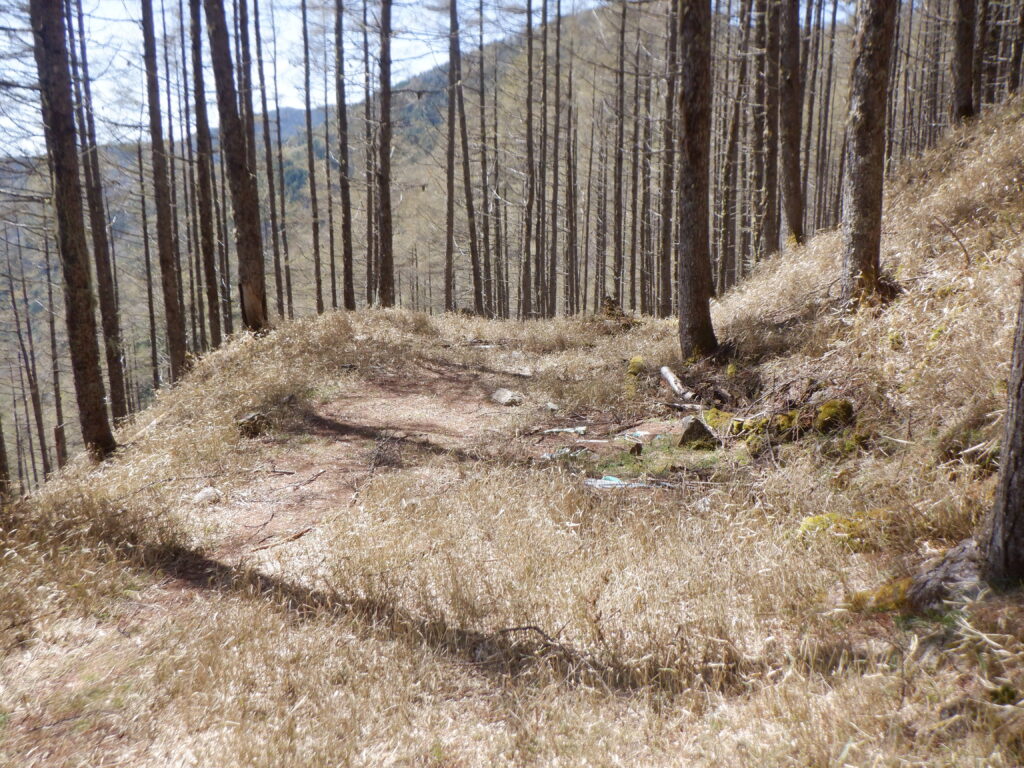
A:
[840,0,898,306]
[953,0,977,120]
[985,269,1024,585]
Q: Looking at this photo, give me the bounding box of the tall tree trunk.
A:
[204,0,268,331]
[301,0,324,314]
[444,1,458,312]
[6,235,51,477]
[29,0,116,457]
[547,0,563,317]
[270,4,294,318]
[953,0,977,120]
[253,0,283,320]
[658,0,679,317]
[141,0,188,381]
[677,0,718,358]
[778,0,804,244]
[190,0,223,346]
[612,0,627,304]
[840,0,898,306]
[336,0,356,311]
[67,0,127,420]
[377,0,395,307]
[762,0,780,255]
[521,0,535,317]
[42,231,68,467]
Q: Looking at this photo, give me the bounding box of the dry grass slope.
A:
[3,100,1024,766]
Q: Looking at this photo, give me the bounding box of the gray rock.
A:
[491,388,525,406]
[906,538,985,612]
[677,416,721,450]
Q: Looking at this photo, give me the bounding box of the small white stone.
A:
[193,487,223,505]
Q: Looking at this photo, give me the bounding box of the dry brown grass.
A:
[4,101,1024,766]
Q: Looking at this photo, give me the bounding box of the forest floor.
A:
[4,101,1024,767]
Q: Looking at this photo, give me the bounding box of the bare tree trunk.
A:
[985,262,1024,585]
[659,0,679,317]
[953,0,977,120]
[66,0,127,420]
[253,0,283,320]
[763,0,780,255]
[778,0,804,244]
[301,0,324,314]
[270,5,293,318]
[521,0,535,317]
[42,231,68,467]
[376,0,395,307]
[1010,1,1024,93]
[29,0,116,457]
[336,0,356,311]
[840,0,898,305]
[6,234,51,477]
[190,0,223,346]
[613,0,627,304]
[204,0,268,331]
[141,0,189,380]
[677,0,719,358]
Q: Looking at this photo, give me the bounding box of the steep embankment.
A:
[3,101,1024,767]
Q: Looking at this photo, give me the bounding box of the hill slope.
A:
[2,100,1024,766]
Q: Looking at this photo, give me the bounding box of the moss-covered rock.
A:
[813,399,855,432]
[848,577,912,612]
[798,508,891,550]
[703,407,735,430]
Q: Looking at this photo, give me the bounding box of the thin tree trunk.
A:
[253,0,283,320]
[6,234,51,477]
[42,230,68,467]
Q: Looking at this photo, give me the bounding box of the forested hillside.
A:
[4,0,1024,764]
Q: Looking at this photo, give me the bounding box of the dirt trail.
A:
[199,360,523,563]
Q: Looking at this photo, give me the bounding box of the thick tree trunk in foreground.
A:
[676,0,718,358]
[29,0,116,457]
[985,277,1024,585]
[840,0,898,305]
[204,0,268,331]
